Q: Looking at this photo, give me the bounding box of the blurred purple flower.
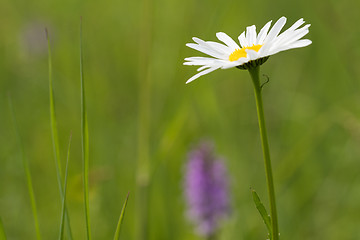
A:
[184,142,230,237]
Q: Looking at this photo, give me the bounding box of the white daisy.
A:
[184,16,311,84]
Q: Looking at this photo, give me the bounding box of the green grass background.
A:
[1,0,360,239]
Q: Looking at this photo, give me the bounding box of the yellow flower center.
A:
[228,44,263,62]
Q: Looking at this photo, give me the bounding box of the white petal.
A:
[273,24,310,47]
[184,57,229,70]
[192,37,206,45]
[286,39,312,49]
[256,20,272,45]
[192,37,230,56]
[264,16,287,44]
[245,49,259,60]
[216,32,240,50]
[206,41,232,54]
[238,31,248,48]
[275,18,305,43]
[273,30,310,51]
[221,59,248,69]
[186,43,226,59]
[183,57,225,66]
[279,18,305,37]
[270,39,312,54]
[184,56,218,65]
[197,65,211,71]
[289,18,305,29]
[184,56,215,61]
[289,28,310,43]
[186,67,221,84]
[246,25,257,46]
[257,45,270,58]
[286,24,310,42]
[183,61,212,66]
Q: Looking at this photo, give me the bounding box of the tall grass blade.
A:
[113,192,130,240]
[59,133,72,240]
[8,95,41,240]
[0,217,7,240]
[45,28,73,240]
[45,28,62,182]
[80,17,91,240]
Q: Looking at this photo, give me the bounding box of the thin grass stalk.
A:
[135,0,153,239]
[45,28,73,240]
[8,96,41,240]
[59,133,72,240]
[80,17,91,240]
[113,192,130,240]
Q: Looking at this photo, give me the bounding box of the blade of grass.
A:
[46,28,73,240]
[45,28,62,183]
[80,17,91,240]
[8,95,41,240]
[59,133,72,240]
[113,192,130,240]
[0,217,7,240]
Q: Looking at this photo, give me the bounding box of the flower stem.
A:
[248,66,279,240]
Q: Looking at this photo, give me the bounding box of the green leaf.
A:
[251,188,272,239]
[113,192,130,240]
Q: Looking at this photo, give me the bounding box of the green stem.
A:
[248,66,279,240]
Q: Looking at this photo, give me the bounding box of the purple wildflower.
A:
[184,142,230,237]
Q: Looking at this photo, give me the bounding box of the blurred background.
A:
[1,0,360,239]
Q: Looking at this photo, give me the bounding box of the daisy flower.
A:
[184,16,311,83]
